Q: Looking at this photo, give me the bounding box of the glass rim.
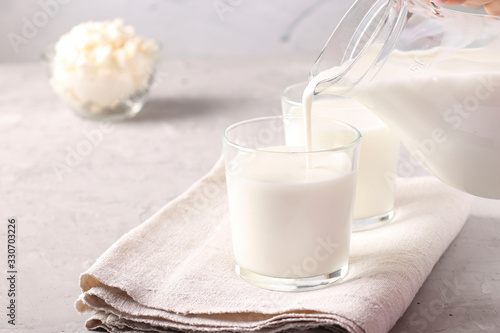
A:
[281,82,307,107]
[223,115,362,155]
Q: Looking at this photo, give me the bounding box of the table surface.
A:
[0,57,499,333]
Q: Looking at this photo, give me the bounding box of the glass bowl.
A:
[41,43,159,121]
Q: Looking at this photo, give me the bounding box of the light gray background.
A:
[0,0,484,63]
[1,0,357,62]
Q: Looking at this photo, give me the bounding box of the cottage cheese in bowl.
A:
[46,19,160,120]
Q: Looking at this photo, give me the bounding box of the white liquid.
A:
[226,148,356,278]
[287,99,399,219]
[318,48,500,199]
[302,70,337,168]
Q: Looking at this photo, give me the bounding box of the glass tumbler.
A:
[282,82,400,231]
[223,116,361,291]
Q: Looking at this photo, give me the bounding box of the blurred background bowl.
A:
[41,42,159,121]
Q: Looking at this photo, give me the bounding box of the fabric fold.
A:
[76,158,472,333]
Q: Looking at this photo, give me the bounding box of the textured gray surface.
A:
[0,0,486,64]
[0,58,499,333]
[0,0,353,62]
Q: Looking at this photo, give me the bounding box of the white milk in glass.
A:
[286,99,399,220]
[226,148,355,278]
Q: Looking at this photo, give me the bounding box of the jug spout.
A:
[310,0,409,95]
[311,0,500,199]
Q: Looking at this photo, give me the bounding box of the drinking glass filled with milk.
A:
[282,82,400,230]
[223,116,361,291]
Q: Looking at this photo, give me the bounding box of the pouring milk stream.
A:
[303,0,500,199]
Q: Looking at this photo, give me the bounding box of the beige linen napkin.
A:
[76,158,472,333]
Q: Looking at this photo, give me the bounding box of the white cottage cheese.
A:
[50,19,160,113]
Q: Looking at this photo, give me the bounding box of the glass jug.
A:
[310,0,500,199]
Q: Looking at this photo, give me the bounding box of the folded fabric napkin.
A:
[76,158,472,333]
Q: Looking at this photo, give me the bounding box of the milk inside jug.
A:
[310,0,500,199]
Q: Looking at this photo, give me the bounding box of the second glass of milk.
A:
[282,82,400,231]
[223,116,361,291]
